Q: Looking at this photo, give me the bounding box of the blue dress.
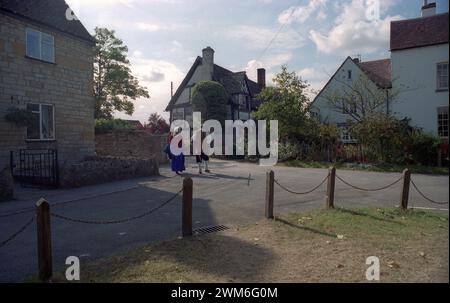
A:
[171,153,185,172]
[165,136,185,173]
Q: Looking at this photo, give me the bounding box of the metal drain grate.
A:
[194,225,229,235]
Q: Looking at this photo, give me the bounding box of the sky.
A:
[65,0,449,123]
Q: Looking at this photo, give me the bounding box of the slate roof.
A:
[0,0,94,43]
[213,65,262,97]
[390,13,449,51]
[165,59,263,111]
[356,59,392,89]
[311,56,392,106]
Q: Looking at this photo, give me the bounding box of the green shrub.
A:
[278,141,301,161]
[4,107,34,127]
[95,119,134,134]
[407,130,442,166]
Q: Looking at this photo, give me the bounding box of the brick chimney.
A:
[257,68,266,88]
[202,46,214,78]
[422,1,436,17]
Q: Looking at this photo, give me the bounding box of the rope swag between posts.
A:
[50,189,183,225]
[410,179,449,205]
[0,215,35,248]
[335,174,404,192]
[274,173,330,196]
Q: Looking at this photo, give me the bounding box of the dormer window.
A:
[26,28,55,63]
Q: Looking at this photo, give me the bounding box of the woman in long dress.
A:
[168,127,185,175]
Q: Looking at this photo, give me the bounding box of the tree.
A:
[191,81,228,124]
[253,65,313,140]
[322,74,397,124]
[146,113,170,134]
[94,27,150,119]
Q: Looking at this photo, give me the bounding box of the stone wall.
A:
[0,13,95,170]
[95,131,169,165]
[60,156,159,188]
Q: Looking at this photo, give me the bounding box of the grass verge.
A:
[50,207,448,283]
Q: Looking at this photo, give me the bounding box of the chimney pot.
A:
[421,1,436,17]
[202,46,215,64]
[202,46,215,79]
[257,68,266,88]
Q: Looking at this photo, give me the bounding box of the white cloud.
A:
[66,0,136,7]
[132,50,143,58]
[245,52,293,83]
[309,0,403,55]
[298,67,323,80]
[316,10,327,21]
[135,21,190,32]
[278,0,327,24]
[114,57,185,122]
[298,66,331,90]
[244,60,265,82]
[223,25,305,51]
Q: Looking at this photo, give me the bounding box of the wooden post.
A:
[36,198,52,282]
[400,169,411,210]
[326,167,336,209]
[265,170,274,219]
[182,177,193,237]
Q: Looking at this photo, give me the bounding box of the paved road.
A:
[0,159,448,282]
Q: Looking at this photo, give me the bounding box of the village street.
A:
[0,159,448,282]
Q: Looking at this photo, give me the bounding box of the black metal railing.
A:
[10,149,59,187]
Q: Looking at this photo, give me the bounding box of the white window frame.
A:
[26,28,55,63]
[436,62,449,90]
[171,107,185,121]
[437,106,449,138]
[26,103,56,141]
[338,124,357,143]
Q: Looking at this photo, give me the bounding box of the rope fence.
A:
[0,178,194,282]
[335,174,404,192]
[410,178,449,205]
[265,167,448,219]
[50,189,182,225]
[0,215,35,248]
[0,169,447,282]
[274,173,329,195]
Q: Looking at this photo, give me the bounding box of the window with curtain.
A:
[26,28,55,63]
[26,103,55,140]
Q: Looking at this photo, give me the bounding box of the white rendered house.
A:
[390,9,449,139]
[310,56,392,143]
[311,2,448,143]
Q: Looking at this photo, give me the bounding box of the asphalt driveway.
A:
[0,158,448,282]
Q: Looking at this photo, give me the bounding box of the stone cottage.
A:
[0,0,95,184]
[165,46,266,124]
